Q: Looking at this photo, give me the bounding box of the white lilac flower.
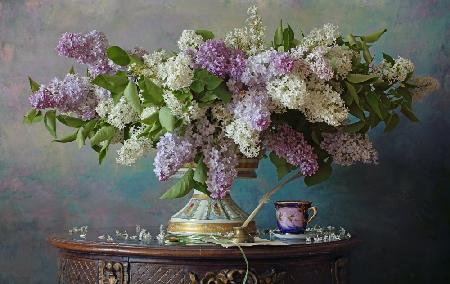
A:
[326,45,355,79]
[95,97,114,118]
[157,52,194,90]
[374,56,414,83]
[306,47,334,81]
[303,79,348,126]
[266,74,309,110]
[177,30,204,52]
[162,90,201,123]
[107,97,140,129]
[141,50,169,81]
[224,5,265,55]
[301,23,340,50]
[225,118,260,158]
[410,76,440,102]
[116,126,152,166]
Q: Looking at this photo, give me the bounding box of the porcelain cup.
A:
[274,200,317,234]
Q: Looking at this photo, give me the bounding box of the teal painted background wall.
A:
[0,0,449,283]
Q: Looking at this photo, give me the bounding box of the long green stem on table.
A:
[241,173,302,228]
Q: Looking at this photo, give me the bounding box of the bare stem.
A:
[241,173,302,228]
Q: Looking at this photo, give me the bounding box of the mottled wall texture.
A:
[0,0,449,283]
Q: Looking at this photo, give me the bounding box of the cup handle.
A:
[307,207,317,224]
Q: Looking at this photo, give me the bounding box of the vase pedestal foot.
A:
[167,191,256,235]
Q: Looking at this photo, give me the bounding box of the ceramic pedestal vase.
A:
[167,159,258,235]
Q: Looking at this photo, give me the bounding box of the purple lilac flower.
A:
[53,74,98,120]
[29,86,57,110]
[306,47,333,81]
[231,90,271,131]
[203,141,238,199]
[29,74,98,120]
[228,49,247,80]
[153,133,195,181]
[320,131,378,166]
[56,30,116,76]
[266,124,319,176]
[194,40,246,79]
[241,50,295,87]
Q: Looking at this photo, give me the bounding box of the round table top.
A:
[48,227,360,260]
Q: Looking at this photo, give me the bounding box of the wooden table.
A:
[49,228,360,284]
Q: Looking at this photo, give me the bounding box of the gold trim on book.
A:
[167,220,257,235]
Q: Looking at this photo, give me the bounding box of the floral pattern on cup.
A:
[275,201,317,234]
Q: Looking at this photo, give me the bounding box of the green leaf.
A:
[28,77,40,92]
[349,103,365,121]
[214,83,232,104]
[344,81,360,107]
[160,169,195,199]
[346,34,358,46]
[190,80,205,93]
[382,53,395,65]
[199,91,218,103]
[82,120,97,138]
[90,126,115,146]
[106,46,130,66]
[92,74,129,97]
[269,152,294,180]
[343,120,366,133]
[140,78,164,105]
[98,143,109,164]
[193,181,209,196]
[68,66,75,74]
[283,27,292,51]
[141,111,159,125]
[304,162,332,186]
[361,40,373,64]
[193,157,207,183]
[76,128,86,148]
[384,113,400,132]
[56,115,85,128]
[346,73,378,84]
[124,81,142,113]
[194,69,223,90]
[159,107,176,131]
[366,92,383,120]
[401,105,419,122]
[360,28,387,43]
[23,109,42,124]
[274,21,283,47]
[195,30,215,40]
[44,110,57,138]
[53,131,77,143]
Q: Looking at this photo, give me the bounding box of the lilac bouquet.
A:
[25,6,438,200]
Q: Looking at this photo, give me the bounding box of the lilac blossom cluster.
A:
[29,74,98,120]
[26,6,434,201]
[153,133,195,181]
[56,30,116,76]
[194,39,246,80]
[241,50,295,87]
[203,141,238,199]
[266,124,319,176]
[320,131,378,166]
[230,90,271,131]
